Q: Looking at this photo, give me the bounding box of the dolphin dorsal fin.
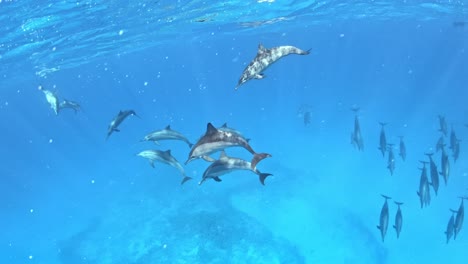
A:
[206,123,218,135]
[164,149,172,155]
[220,150,227,159]
[165,125,171,130]
[258,44,267,55]
[221,123,228,128]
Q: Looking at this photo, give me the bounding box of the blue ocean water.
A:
[1,0,468,263]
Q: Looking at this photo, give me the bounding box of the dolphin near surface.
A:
[235,44,310,89]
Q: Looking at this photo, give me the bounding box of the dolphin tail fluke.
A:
[379,122,387,127]
[381,194,392,200]
[258,173,272,185]
[394,201,404,206]
[251,153,272,170]
[181,176,192,185]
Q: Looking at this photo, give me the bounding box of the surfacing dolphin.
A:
[235,44,310,89]
[141,125,193,148]
[106,110,139,139]
[199,151,272,186]
[137,149,192,185]
[186,123,271,169]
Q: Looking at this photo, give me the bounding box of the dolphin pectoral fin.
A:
[255,73,265,79]
[153,141,160,145]
[259,173,272,185]
[181,176,192,185]
[150,161,155,168]
[393,225,396,229]
[202,155,216,162]
[213,177,222,182]
[376,225,381,230]
[113,128,120,132]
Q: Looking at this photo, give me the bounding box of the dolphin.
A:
[137,149,192,185]
[350,107,364,151]
[417,161,431,208]
[438,115,448,136]
[39,85,59,115]
[199,151,272,185]
[446,210,456,244]
[440,145,450,185]
[436,136,444,152]
[378,122,387,157]
[387,144,395,175]
[59,99,81,113]
[393,201,403,239]
[453,139,461,163]
[377,194,391,242]
[106,110,139,139]
[303,111,311,126]
[450,126,457,150]
[186,123,271,169]
[141,125,193,148]
[454,197,467,240]
[235,44,310,89]
[398,136,406,161]
[425,153,440,196]
[217,123,250,142]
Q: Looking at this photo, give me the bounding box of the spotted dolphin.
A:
[398,136,406,161]
[453,139,461,163]
[235,44,310,89]
[137,149,192,185]
[393,201,403,239]
[199,151,272,186]
[106,110,139,139]
[417,161,431,208]
[141,125,193,148]
[387,144,395,175]
[39,85,59,115]
[436,135,444,152]
[217,123,250,142]
[378,122,388,157]
[425,153,439,196]
[453,197,467,240]
[186,123,271,169]
[440,145,450,185]
[445,210,456,244]
[377,194,391,242]
[350,107,364,151]
[438,115,448,136]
